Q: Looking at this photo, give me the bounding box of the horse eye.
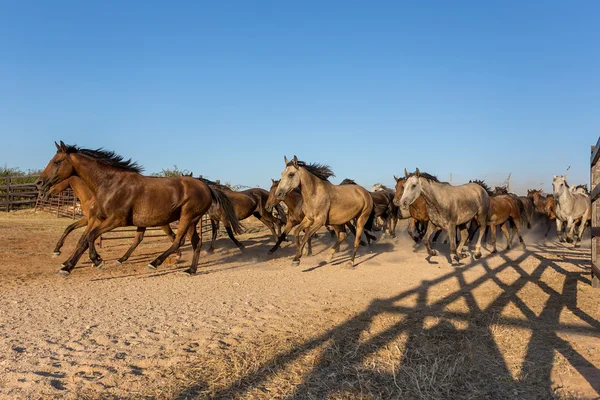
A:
[54,159,62,165]
[288,173,294,177]
[412,184,417,188]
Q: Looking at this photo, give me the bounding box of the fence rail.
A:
[0,175,39,212]
[590,138,600,288]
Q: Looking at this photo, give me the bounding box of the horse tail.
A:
[365,206,377,231]
[209,187,244,235]
[512,195,528,228]
[522,198,533,229]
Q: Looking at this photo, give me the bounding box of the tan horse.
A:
[273,156,374,267]
[36,142,242,275]
[47,176,180,263]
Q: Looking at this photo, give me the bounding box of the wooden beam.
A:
[591,137,600,166]
[592,261,600,288]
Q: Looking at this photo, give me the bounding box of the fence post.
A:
[6,177,11,212]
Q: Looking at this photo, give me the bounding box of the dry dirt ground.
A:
[0,211,599,399]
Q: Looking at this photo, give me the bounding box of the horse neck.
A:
[284,190,303,212]
[68,176,94,203]
[419,179,446,207]
[556,187,574,210]
[70,154,121,194]
[297,168,323,203]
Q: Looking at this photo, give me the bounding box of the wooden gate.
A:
[590,138,600,287]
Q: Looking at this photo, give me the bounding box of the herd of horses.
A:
[35,142,592,275]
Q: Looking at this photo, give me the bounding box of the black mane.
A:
[197,177,229,190]
[575,184,589,194]
[64,145,143,173]
[469,179,493,196]
[288,160,335,181]
[406,171,444,184]
[493,186,509,195]
[340,178,357,185]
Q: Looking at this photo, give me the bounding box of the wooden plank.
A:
[591,184,600,203]
[591,137,600,166]
[592,261,600,288]
[592,227,600,238]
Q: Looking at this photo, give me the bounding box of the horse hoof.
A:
[57,266,70,277]
[206,248,215,254]
[451,259,461,266]
[428,250,439,257]
[95,261,104,269]
[52,252,61,258]
[359,241,367,247]
[115,259,124,265]
[574,243,581,248]
[183,268,197,276]
[147,264,157,270]
[291,260,300,267]
[344,261,354,269]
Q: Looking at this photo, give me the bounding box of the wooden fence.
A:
[0,175,39,212]
[35,188,82,219]
[590,138,600,287]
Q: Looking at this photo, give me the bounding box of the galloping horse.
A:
[36,142,242,275]
[393,175,441,243]
[196,178,285,252]
[398,169,489,265]
[368,183,399,237]
[47,176,181,263]
[493,186,533,230]
[527,189,555,237]
[273,156,374,267]
[472,180,527,253]
[552,175,591,246]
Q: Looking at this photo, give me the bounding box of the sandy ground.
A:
[0,211,599,399]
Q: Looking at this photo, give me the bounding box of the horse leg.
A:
[327,225,347,261]
[86,217,127,270]
[489,224,498,253]
[292,219,321,266]
[407,218,419,243]
[117,227,146,264]
[185,219,203,275]
[348,209,372,267]
[500,223,511,251]
[431,226,442,244]
[257,213,279,243]
[345,222,367,246]
[544,216,552,237]
[207,218,219,253]
[53,216,88,256]
[423,222,439,257]
[225,225,245,251]
[59,217,102,274]
[556,219,565,242]
[565,217,575,243]
[148,216,194,271]
[574,217,586,248]
[446,224,461,265]
[291,217,313,266]
[160,225,182,261]
[390,215,398,238]
[509,217,526,250]
[457,224,469,257]
[269,220,295,253]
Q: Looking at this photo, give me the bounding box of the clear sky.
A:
[1,1,598,194]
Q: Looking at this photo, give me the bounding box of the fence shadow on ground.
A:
[174,244,600,399]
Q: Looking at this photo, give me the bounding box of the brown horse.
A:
[197,178,284,252]
[393,175,442,243]
[273,156,374,267]
[472,180,526,253]
[265,179,313,255]
[47,176,181,263]
[36,142,242,275]
[527,189,555,237]
[493,186,533,230]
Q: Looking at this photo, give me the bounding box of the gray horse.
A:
[552,175,591,247]
[398,168,490,265]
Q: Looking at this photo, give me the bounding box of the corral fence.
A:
[35,188,83,218]
[590,138,600,287]
[0,175,39,212]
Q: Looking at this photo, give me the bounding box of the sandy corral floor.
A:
[0,211,598,399]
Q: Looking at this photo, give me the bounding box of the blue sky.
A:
[1,1,598,193]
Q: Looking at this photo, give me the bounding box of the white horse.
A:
[569,184,588,195]
[552,175,591,246]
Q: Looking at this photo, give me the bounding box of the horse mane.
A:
[469,179,493,196]
[197,177,229,190]
[340,178,357,185]
[575,184,589,194]
[288,160,335,181]
[494,186,509,195]
[64,145,143,173]
[407,171,445,184]
[373,183,392,191]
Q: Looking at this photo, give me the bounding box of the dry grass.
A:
[144,310,582,400]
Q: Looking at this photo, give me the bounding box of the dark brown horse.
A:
[273,156,374,267]
[36,142,242,275]
[197,177,285,252]
[472,180,526,253]
[47,176,181,263]
[493,186,533,230]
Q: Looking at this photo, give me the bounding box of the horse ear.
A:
[564,173,568,181]
[54,141,61,151]
[415,168,420,177]
[553,175,556,179]
[293,155,299,168]
[404,168,409,178]
[271,178,275,183]
[394,175,399,182]
[59,141,67,152]
[284,156,289,165]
